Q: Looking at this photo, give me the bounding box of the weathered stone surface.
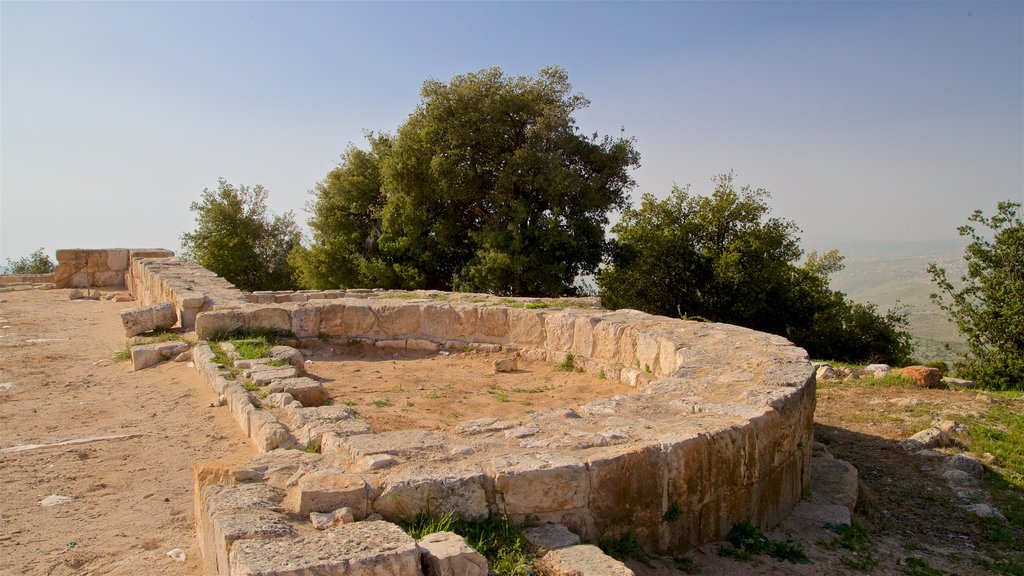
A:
[808,457,858,512]
[418,531,488,576]
[120,302,177,337]
[815,364,839,381]
[488,452,588,514]
[901,427,950,451]
[333,429,446,466]
[864,363,891,376]
[523,524,581,550]
[964,503,1006,520]
[131,341,189,371]
[196,310,247,340]
[787,501,851,527]
[493,357,518,373]
[207,510,294,576]
[229,521,421,576]
[249,307,292,334]
[540,544,635,576]
[248,366,299,385]
[270,345,305,372]
[897,365,943,388]
[942,377,975,388]
[284,469,369,517]
[267,377,329,407]
[373,463,488,521]
[310,507,354,530]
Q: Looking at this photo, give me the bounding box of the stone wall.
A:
[53,248,174,288]
[0,273,54,286]
[129,256,249,330]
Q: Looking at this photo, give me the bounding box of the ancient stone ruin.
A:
[36,249,817,575]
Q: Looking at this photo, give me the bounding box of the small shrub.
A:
[719,521,810,564]
[3,248,54,275]
[599,531,653,564]
[113,347,131,362]
[597,368,607,380]
[304,439,321,453]
[556,354,576,372]
[370,399,393,408]
[495,392,510,403]
[663,500,682,522]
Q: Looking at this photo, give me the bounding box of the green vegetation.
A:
[229,335,273,360]
[304,439,321,453]
[902,556,946,576]
[113,346,131,362]
[820,523,878,572]
[555,353,577,372]
[400,512,536,576]
[663,500,682,522]
[494,392,510,403]
[3,247,54,275]
[180,178,300,292]
[292,66,639,296]
[369,399,393,408]
[717,521,810,564]
[929,201,1023,390]
[599,531,653,564]
[598,174,912,365]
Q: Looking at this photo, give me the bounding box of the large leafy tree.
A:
[181,179,300,292]
[294,66,639,296]
[928,201,1023,390]
[599,174,912,364]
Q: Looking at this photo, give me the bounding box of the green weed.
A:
[370,399,393,408]
[495,392,510,403]
[718,522,810,564]
[113,347,131,362]
[556,354,576,372]
[304,439,321,453]
[663,500,682,522]
[400,513,535,576]
[599,531,653,564]
[902,556,945,576]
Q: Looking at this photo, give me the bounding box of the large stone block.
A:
[196,310,247,340]
[337,301,378,337]
[476,306,509,343]
[418,303,453,340]
[540,545,635,576]
[284,469,369,517]
[418,531,488,576]
[131,341,189,371]
[267,377,329,407]
[544,311,577,353]
[229,521,421,576]
[373,464,488,521]
[332,429,446,467]
[586,444,663,547]
[487,452,589,515]
[508,308,546,347]
[120,302,177,337]
[377,303,421,338]
[290,305,321,339]
[249,307,291,334]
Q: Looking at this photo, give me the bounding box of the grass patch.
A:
[231,335,273,360]
[400,512,535,576]
[555,353,581,373]
[902,556,945,576]
[369,399,393,408]
[304,439,321,453]
[264,358,287,367]
[495,392,510,403]
[244,382,260,392]
[820,523,878,572]
[718,522,810,564]
[209,327,292,342]
[113,346,131,362]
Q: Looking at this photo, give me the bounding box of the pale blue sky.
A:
[2,1,1022,262]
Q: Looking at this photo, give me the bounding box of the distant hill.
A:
[808,239,969,364]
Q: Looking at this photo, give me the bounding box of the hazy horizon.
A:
[2,1,1022,263]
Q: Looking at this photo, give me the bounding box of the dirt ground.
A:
[2,286,1021,576]
[304,346,632,432]
[0,288,253,576]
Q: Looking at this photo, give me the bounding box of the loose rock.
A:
[39,494,73,507]
[896,365,943,388]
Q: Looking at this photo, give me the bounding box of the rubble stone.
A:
[120,302,177,337]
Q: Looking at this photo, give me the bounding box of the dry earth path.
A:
[0,288,253,576]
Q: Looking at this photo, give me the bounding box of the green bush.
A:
[3,248,54,275]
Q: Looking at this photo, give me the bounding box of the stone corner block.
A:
[284,469,369,517]
[539,544,635,576]
[418,531,488,576]
[131,341,189,371]
[120,302,177,337]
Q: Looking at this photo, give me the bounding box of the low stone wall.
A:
[54,248,172,288]
[129,257,249,330]
[0,273,54,286]
[115,255,815,570]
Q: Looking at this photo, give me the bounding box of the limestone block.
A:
[310,507,355,530]
[131,341,189,371]
[523,524,581,550]
[897,365,943,388]
[287,293,308,303]
[290,305,321,339]
[447,304,479,340]
[333,429,446,466]
[249,307,291,334]
[477,306,509,343]
[571,315,600,359]
[418,531,488,576]
[129,248,174,260]
[248,410,293,452]
[418,302,453,339]
[586,444,663,544]
[284,469,369,517]
[900,427,950,451]
[808,457,858,512]
[120,302,177,337]
[540,545,635,576]
[544,311,576,352]
[288,404,357,430]
[407,339,440,352]
[104,248,129,270]
[375,339,407,350]
[267,377,329,407]
[269,345,305,372]
[94,270,125,287]
[634,329,662,376]
[339,301,378,337]
[488,452,589,515]
[493,357,518,373]
[208,510,294,576]
[377,303,421,338]
[196,310,247,340]
[374,464,488,521]
[787,501,851,528]
[508,308,546,347]
[228,521,420,576]
[248,366,299,385]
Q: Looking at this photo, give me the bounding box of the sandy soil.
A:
[304,346,631,432]
[0,288,253,576]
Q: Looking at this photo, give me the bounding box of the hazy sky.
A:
[2,1,1022,262]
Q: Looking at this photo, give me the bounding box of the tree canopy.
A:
[598,174,912,364]
[929,201,1023,390]
[3,248,55,275]
[181,179,300,292]
[293,66,639,296]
